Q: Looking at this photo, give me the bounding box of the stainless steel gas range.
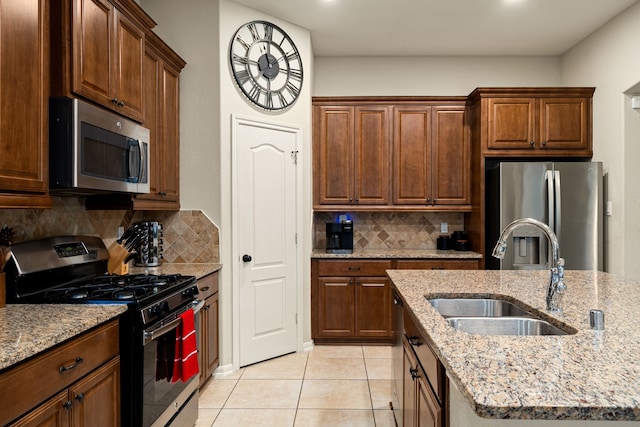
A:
[3,236,202,427]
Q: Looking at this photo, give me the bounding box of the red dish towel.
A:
[172,308,199,382]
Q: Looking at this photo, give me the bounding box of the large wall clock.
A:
[229,20,303,111]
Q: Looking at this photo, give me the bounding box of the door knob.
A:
[242,254,252,262]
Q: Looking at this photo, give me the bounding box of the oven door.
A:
[142,300,204,427]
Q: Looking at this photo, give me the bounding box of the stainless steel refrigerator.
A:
[485,161,604,271]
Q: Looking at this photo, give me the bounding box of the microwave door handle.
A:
[137,139,146,183]
[126,139,144,183]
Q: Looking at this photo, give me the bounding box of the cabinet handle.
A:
[63,400,73,410]
[59,357,83,373]
[75,392,85,402]
[409,367,420,380]
[529,140,535,146]
[200,286,210,292]
[347,266,361,271]
[408,336,422,347]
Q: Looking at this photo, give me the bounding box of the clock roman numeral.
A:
[266,92,274,109]
[248,23,260,42]
[277,91,287,107]
[289,68,302,82]
[234,69,251,86]
[263,23,273,42]
[248,84,263,102]
[285,50,300,63]
[235,35,251,52]
[233,54,250,66]
[285,81,300,98]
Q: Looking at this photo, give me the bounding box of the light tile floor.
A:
[196,345,397,427]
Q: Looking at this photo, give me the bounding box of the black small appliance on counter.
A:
[325,219,353,254]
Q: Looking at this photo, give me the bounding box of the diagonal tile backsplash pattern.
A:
[0,197,219,264]
[314,211,465,250]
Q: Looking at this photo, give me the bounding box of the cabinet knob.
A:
[63,400,73,410]
[112,97,119,105]
[542,140,547,146]
[118,99,125,108]
[75,392,85,402]
[242,254,252,262]
[529,140,535,146]
[409,367,420,380]
[408,336,422,347]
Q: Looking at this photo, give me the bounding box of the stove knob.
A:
[182,288,198,299]
[150,304,163,317]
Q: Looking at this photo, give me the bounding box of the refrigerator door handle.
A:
[546,170,555,231]
[554,170,562,242]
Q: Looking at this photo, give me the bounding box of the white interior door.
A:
[234,117,299,367]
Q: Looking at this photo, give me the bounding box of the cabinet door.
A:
[157,62,181,204]
[431,107,469,205]
[72,0,114,106]
[113,10,144,122]
[8,391,69,427]
[393,106,431,205]
[314,106,354,205]
[69,357,120,427]
[355,107,390,205]
[403,341,417,427]
[206,293,219,378]
[539,97,590,151]
[486,98,536,150]
[140,46,161,198]
[316,277,355,337]
[0,0,50,197]
[355,277,392,337]
[416,374,442,427]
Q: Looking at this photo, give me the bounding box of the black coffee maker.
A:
[325,220,353,254]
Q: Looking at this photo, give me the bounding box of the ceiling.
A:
[232,0,639,56]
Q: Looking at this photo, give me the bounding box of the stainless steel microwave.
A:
[49,97,150,194]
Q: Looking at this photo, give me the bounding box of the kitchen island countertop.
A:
[388,269,640,421]
[0,304,127,371]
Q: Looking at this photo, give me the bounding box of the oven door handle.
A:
[143,300,205,345]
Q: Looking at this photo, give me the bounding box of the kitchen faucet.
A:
[492,218,567,312]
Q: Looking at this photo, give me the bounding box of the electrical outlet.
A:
[117,226,124,239]
[606,201,613,216]
[440,222,448,234]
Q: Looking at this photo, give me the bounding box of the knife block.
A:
[0,273,5,308]
[107,242,131,275]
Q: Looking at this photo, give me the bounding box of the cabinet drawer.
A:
[0,320,119,426]
[403,311,445,404]
[396,259,479,270]
[197,271,219,300]
[317,260,393,277]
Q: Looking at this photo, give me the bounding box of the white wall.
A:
[314,56,562,96]
[561,1,640,278]
[142,0,314,371]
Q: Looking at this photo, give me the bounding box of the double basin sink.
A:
[427,297,575,336]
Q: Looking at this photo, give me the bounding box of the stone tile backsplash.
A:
[0,197,219,263]
[314,211,465,250]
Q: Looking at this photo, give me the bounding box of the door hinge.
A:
[295,313,298,324]
[291,150,299,164]
[295,233,298,244]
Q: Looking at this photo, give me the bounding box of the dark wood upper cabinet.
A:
[313,97,469,212]
[0,0,52,208]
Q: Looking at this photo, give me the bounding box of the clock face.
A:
[230,21,303,111]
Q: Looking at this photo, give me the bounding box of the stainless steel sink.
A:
[427,297,533,318]
[426,297,575,336]
[446,317,570,336]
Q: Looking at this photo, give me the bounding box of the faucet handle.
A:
[557,258,565,276]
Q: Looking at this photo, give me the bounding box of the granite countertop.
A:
[128,262,221,278]
[0,304,127,371]
[311,248,482,259]
[388,269,640,421]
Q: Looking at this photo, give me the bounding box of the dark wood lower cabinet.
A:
[313,259,393,343]
[311,257,478,344]
[3,321,120,427]
[197,271,220,389]
[401,309,446,427]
